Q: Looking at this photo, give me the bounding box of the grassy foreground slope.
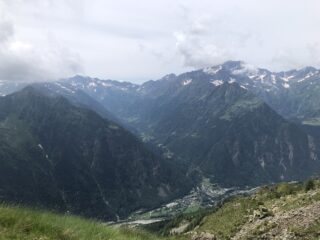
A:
[0,204,167,240]
[1,179,320,240]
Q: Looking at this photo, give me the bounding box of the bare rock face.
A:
[233,194,320,240]
[192,232,216,240]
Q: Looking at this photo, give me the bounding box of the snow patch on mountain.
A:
[228,78,236,84]
[88,82,97,88]
[282,83,290,88]
[280,75,294,82]
[297,72,316,83]
[182,79,192,86]
[211,80,224,86]
[101,82,113,87]
[54,82,75,94]
[257,74,267,82]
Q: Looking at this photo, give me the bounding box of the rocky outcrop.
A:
[192,232,216,240]
[233,192,320,239]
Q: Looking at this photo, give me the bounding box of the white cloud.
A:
[1,0,320,82]
[0,0,83,82]
[174,15,233,68]
[0,21,13,43]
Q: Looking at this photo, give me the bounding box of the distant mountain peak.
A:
[161,73,177,81]
[299,66,318,74]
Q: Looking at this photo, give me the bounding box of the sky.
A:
[1,0,320,83]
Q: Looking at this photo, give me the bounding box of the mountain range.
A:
[1,60,320,219]
[36,61,320,186]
